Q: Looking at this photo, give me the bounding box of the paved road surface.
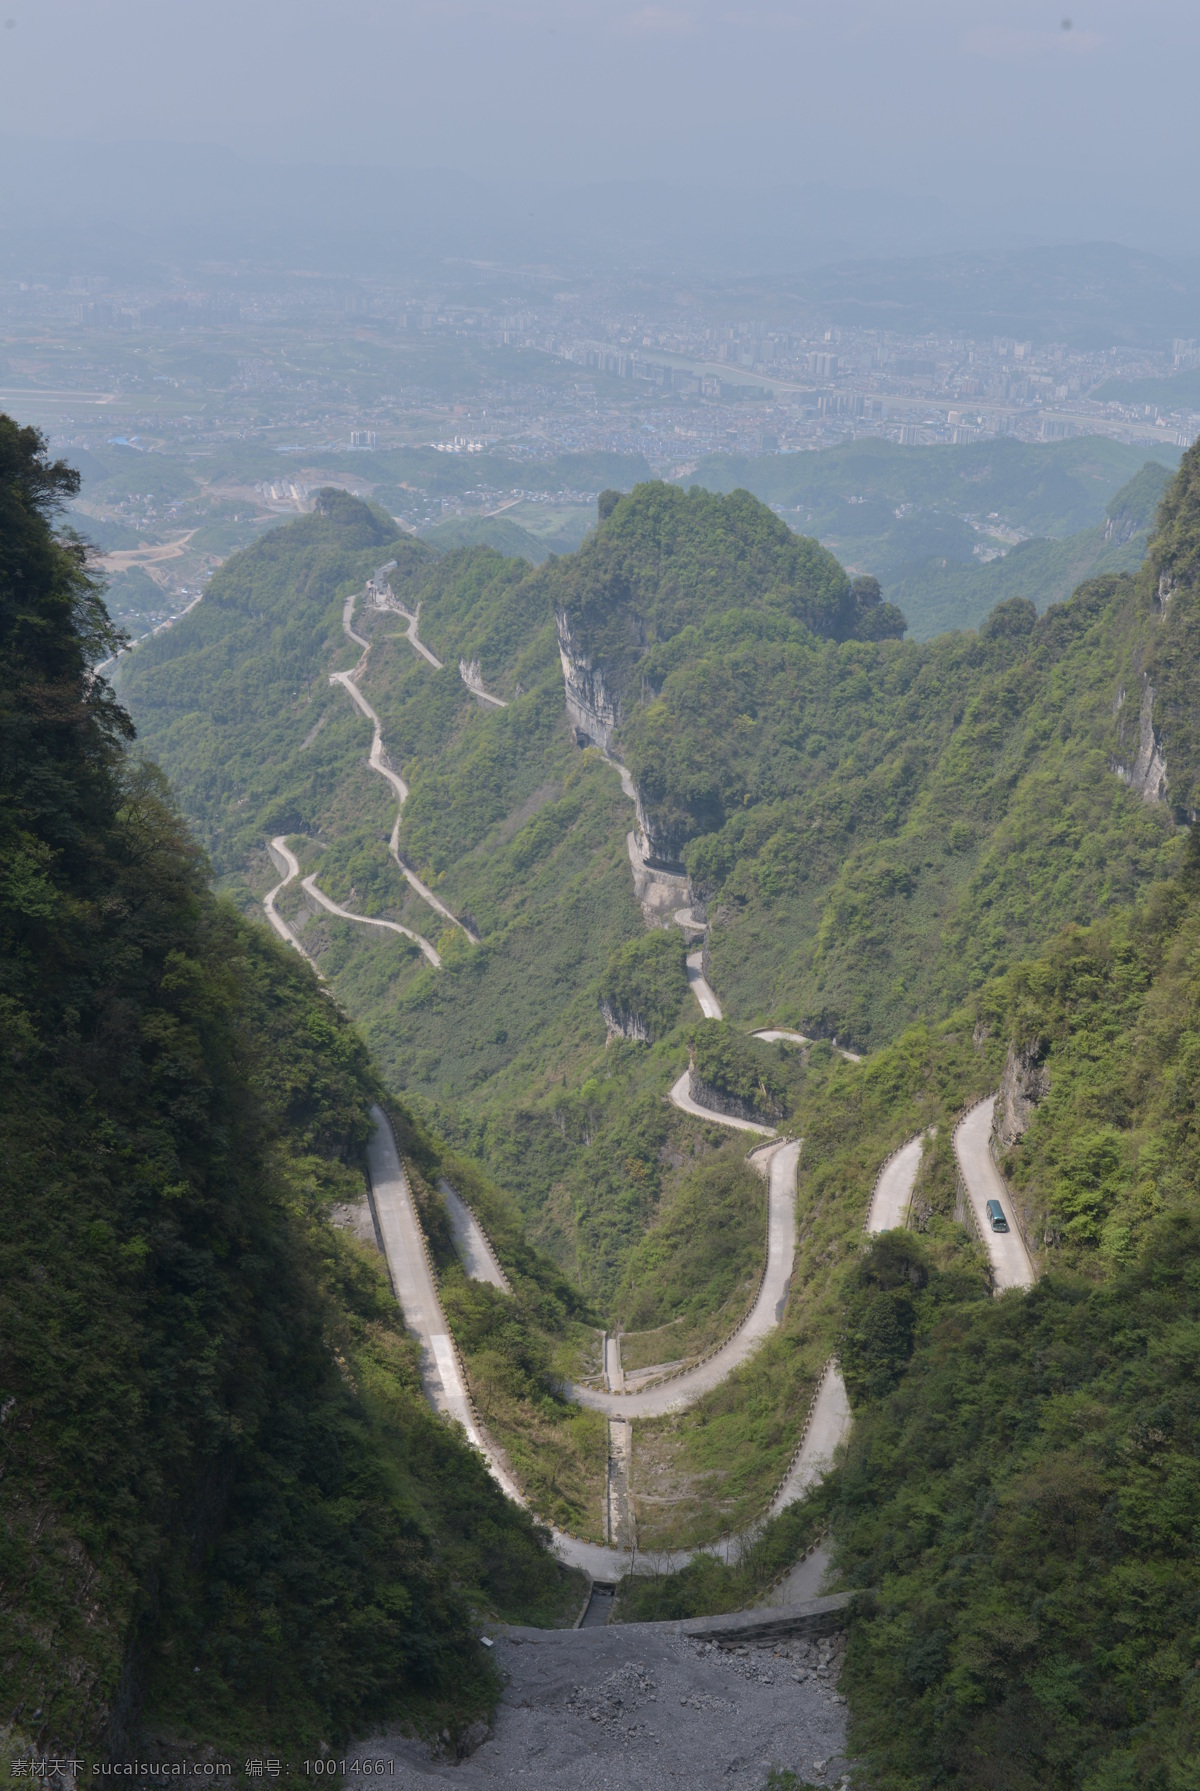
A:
[954,1096,1036,1290]
[441,1179,511,1291]
[571,1141,799,1419]
[387,815,479,941]
[391,602,443,669]
[668,1068,775,1136]
[756,1545,833,1607]
[766,1362,853,1518]
[330,593,477,942]
[386,597,508,708]
[598,746,638,804]
[263,837,320,968]
[460,659,509,707]
[302,873,442,966]
[753,1028,863,1064]
[865,1134,925,1233]
[604,1332,626,1394]
[329,665,411,805]
[366,1107,523,1499]
[366,1109,643,1577]
[686,948,723,1018]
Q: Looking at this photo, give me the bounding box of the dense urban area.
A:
[3,266,1197,652]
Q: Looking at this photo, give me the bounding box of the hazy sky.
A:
[1,1,1197,245]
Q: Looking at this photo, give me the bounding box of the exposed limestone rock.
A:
[626,829,691,927]
[688,1072,768,1124]
[329,1195,381,1253]
[1115,677,1168,803]
[632,788,681,869]
[600,999,650,1043]
[556,609,619,750]
[556,610,692,864]
[1105,512,1140,546]
[1158,570,1176,613]
[993,1040,1050,1152]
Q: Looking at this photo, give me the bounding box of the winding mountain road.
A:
[366,1106,522,1502]
[313,589,478,948]
[686,948,723,1019]
[387,816,479,941]
[571,1140,801,1419]
[754,1028,863,1065]
[393,602,443,669]
[954,1096,1036,1290]
[301,872,442,967]
[460,659,509,708]
[441,1179,512,1292]
[668,1069,775,1135]
[365,1106,851,1579]
[383,593,509,707]
[766,1361,854,1519]
[365,1106,641,1576]
[339,643,1033,1591]
[866,1134,927,1233]
[263,837,321,970]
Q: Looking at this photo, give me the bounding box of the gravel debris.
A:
[347,1625,849,1790]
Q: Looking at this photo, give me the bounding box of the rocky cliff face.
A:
[992,1040,1050,1152]
[688,1071,770,1125]
[600,999,651,1043]
[635,790,690,871]
[1115,675,1168,804]
[556,609,619,751]
[1105,514,1138,546]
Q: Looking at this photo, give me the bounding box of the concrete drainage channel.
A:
[578,1581,618,1627]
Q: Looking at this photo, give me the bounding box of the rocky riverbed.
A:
[348,1627,850,1790]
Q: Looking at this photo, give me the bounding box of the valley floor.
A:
[352,1620,850,1790]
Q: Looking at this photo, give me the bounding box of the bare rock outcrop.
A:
[992,1040,1050,1152]
[1115,675,1168,804]
[688,1073,766,1124]
[600,999,650,1043]
[556,609,619,750]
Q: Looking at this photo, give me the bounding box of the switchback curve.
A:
[569,1140,800,1419]
[301,872,441,967]
[954,1096,1036,1290]
[307,587,477,951]
[263,836,321,971]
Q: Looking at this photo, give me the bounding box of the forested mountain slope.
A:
[120,474,1194,1308]
[106,424,1200,1784]
[884,458,1173,639]
[681,435,1178,640]
[614,443,1200,1786]
[825,826,1200,1789]
[0,419,576,1766]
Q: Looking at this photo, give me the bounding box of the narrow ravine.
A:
[312,642,1036,1597]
